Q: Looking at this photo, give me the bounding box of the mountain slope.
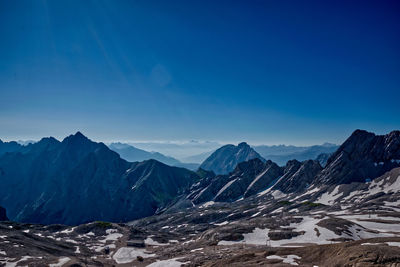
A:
[0,132,199,225]
[315,129,400,185]
[200,142,265,174]
[270,159,322,194]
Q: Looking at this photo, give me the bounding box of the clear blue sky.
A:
[0,0,399,145]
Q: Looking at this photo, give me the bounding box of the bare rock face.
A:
[315,129,400,185]
[244,160,283,197]
[273,160,322,194]
[213,159,269,202]
[191,158,285,203]
[0,206,8,221]
[200,142,265,175]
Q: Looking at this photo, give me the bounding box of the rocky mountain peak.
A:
[316,129,400,185]
[232,158,265,174]
[238,142,249,148]
[63,131,90,144]
[200,142,265,175]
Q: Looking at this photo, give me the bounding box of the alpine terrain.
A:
[0,130,400,266]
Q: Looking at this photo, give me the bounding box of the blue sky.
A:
[0,0,399,145]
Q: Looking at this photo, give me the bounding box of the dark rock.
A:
[268,230,302,240]
[272,160,322,194]
[127,239,145,248]
[244,161,283,197]
[315,130,400,185]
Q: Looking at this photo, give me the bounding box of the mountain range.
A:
[108,142,199,170]
[1,129,400,266]
[181,130,400,206]
[252,143,338,166]
[0,129,399,226]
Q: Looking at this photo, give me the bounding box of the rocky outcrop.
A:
[200,142,265,174]
[191,158,276,203]
[192,158,323,203]
[243,160,283,197]
[272,160,322,194]
[213,159,268,202]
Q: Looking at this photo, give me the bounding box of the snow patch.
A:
[266,255,301,265]
[49,257,71,267]
[386,242,400,247]
[113,247,155,264]
[147,257,189,267]
[200,201,215,208]
[315,186,343,205]
[145,237,168,246]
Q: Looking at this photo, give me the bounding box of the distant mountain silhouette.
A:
[181,151,213,164]
[0,139,23,156]
[108,142,199,170]
[253,143,338,166]
[200,142,265,174]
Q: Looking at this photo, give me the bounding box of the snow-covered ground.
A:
[112,247,155,264]
[218,211,400,247]
[146,257,189,267]
[315,185,343,205]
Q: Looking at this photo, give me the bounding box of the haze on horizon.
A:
[1,1,399,146]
